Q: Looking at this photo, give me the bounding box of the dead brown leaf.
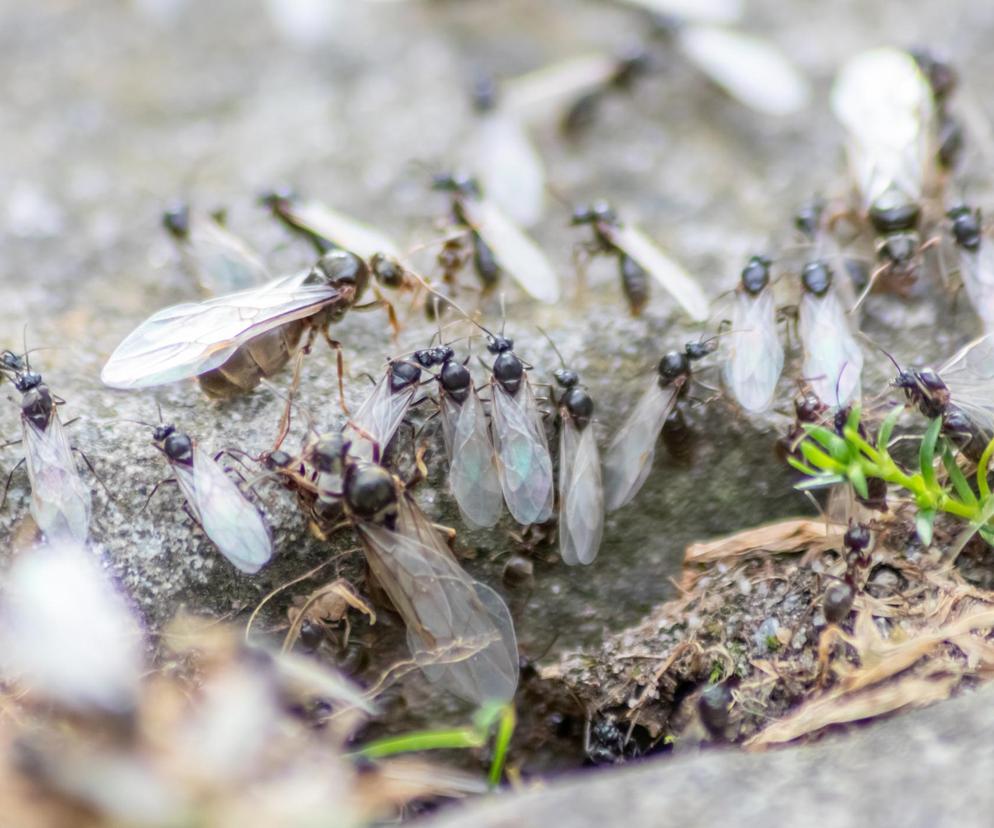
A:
[684,519,846,566]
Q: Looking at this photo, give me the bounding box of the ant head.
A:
[152,423,176,443]
[487,335,513,354]
[14,371,42,393]
[161,202,190,238]
[685,338,718,361]
[432,171,479,198]
[554,367,579,388]
[794,198,825,238]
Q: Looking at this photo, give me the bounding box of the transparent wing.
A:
[490,381,554,526]
[274,198,403,261]
[614,0,742,24]
[188,445,273,574]
[830,48,934,209]
[345,372,419,462]
[443,392,503,529]
[606,223,710,321]
[468,111,545,228]
[101,269,340,388]
[678,25,810,116]
[502,53,620,122]
[22,413,90,544]
[722,287,784,413]
[957,243,994,335]
[940,333,994,436]
[357,522,519,705]
[603,380,679,512]
[559,419,604,566]
[799,290,863,406]
[460,197,560,303]
[181,211,271,294]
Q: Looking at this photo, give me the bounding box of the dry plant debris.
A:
[544,514,994,758]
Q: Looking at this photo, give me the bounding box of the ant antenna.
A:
[499,294,507,336]
[21,324,30,372]
[537,326,567,370]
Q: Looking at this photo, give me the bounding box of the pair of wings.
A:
[559,417,604,565]
[831,48,935,210]
[599,220,711,322]
[722,287,784,413]
[799,289,863,407]
[603,380,681,512]
[22,411,91,544]
[101,268,344,389]
[357,491,519,705]
[440,391,503,529]
[172,444,273,574]
[489,380,555,526]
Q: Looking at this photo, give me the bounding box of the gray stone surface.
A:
[430,682,994,828]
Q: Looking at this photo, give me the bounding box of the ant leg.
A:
[139,478,177,514]
[320,329,349,415]
[72,449,118,503]
[1,458,26,509]
[850,262,888,313]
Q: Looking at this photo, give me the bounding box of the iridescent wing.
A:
[459,196,560,303]
[178,210,271,294]
[799,289,863,406]
[831,48,934,210]
[467,111,545,228]
[271,197,403,261]
[357,520,519,705]
[559,418,604,565]
[490,380,554,525]
[174,445,273,573]
[22,411,90,543]
[603,380,680,512]
[101,269,343,388]
[722,287,784,413]
[604,223,710,321]
[678,25,811,116]
[441,392,503,529]
[344,370,420,462]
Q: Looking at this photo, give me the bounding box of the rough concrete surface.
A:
[3,0,994,821]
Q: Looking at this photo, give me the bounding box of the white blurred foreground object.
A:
[0,542,143,714]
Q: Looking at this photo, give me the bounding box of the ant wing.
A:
[940,333,994,436]
[559,417,604,565]
[270,196,404,262]
[357,521,519,705]
[799,288,863,407]
[345,370,421,462]
[490,380,555,526]
[955,241,994,335]
[441,392,503,529]
[459,196,560,303]
[605,223,710,321]
[678,25,811,116]
[467,110,545,228]
[831,48,934,210]
[101,269,343,389]
[722,285,784,413]
[188,445,273,574]
[502,53,621,123]
[603,379,680,512]
[617,0,742,24]
[178,209,272,295]
[22,409,90,544]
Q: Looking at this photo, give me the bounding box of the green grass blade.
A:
[918,418,942,492]
[487,704,516,788]
[978,437,994,501]
[876,405,903,452]
[942,445,978,507]
[354,727,484,760]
